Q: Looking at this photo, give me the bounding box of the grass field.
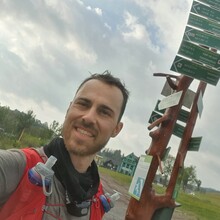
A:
[99,167,220,220]
[178,191,220,220]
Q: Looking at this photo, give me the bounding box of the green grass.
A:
[99,167,220,220]
[98,166,132,185]
[177,191,220,220]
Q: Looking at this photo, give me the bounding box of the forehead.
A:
[75,79,123,109]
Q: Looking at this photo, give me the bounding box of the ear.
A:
[111,122,123,137]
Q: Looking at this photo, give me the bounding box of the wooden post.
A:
[166,81,207,197]
[125,74,200,220]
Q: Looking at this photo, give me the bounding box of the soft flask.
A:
[99,191,120,212]
[28,155,57,196]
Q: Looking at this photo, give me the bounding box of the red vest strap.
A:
[0,148,105,220]
[90,183,105,220]
[0,148,46,220]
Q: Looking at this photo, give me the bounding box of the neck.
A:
[69,154,95,173]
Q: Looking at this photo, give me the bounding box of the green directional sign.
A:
[173,123,185,138]
[183,26,220,51]
[178,40,220,70]
[188,137,202,151]
[148,111,162,124]
[198,0,220,10]
[188,13,220,36]
[148,110,185,138]
[177,108,190,124]
[171,55,220,86]
[191,1,220,23]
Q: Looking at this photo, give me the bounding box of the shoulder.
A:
[0,148,26,169]
[0,149,27,205]
[21,147,47,165]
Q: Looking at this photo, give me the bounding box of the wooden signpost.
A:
[125,0,220,219]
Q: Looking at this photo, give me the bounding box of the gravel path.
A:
[100,172,196,220]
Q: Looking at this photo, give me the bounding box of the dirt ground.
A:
[100,172,196,220]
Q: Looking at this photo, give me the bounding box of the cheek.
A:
[64,112,75,126]
[101,122,117,137]
[62,118,73,137]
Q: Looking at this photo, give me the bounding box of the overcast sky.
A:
[0,0,220,191]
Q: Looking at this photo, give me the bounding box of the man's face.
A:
[62,79,124,156]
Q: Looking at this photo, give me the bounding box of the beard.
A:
[65,138,109,156]
[62,118,110,156]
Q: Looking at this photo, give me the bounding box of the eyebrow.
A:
[75,97,115,114]
[74,97,90,104]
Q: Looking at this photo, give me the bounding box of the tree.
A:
[49,120,62,137]
[112,149,123,165]
[17,110,36,141]
[0,106,9,126]
[99,148,123,166]
[195,179,202,191]
[0,106,18,134]
[182,165,197,191]
[162,154,175,186]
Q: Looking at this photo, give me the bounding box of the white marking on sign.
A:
[197,91,203,118]
[161,81,195,109]
[158,91,183,110]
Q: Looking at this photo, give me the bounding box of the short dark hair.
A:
[76,70,129,121]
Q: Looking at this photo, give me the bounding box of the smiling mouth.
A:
[77,128,94,137]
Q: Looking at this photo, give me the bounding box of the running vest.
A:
[0,148,105,220]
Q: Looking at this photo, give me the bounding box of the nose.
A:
[81,107,97,125]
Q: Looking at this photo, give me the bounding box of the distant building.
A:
[103,159,116,170]
[94,154,104,166]
[118,153,139,176]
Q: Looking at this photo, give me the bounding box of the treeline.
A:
[99,148,125,166]
[0,105,61,149]
[160,154,202,192]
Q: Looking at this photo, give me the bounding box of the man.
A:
[0,71,129,219]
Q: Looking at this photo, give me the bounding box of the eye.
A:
[77,101,88,106]
[99,107,112,117]
[101,109,109,115]
[74,99,90,109]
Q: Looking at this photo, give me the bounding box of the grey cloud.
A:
[0,0,220,190]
